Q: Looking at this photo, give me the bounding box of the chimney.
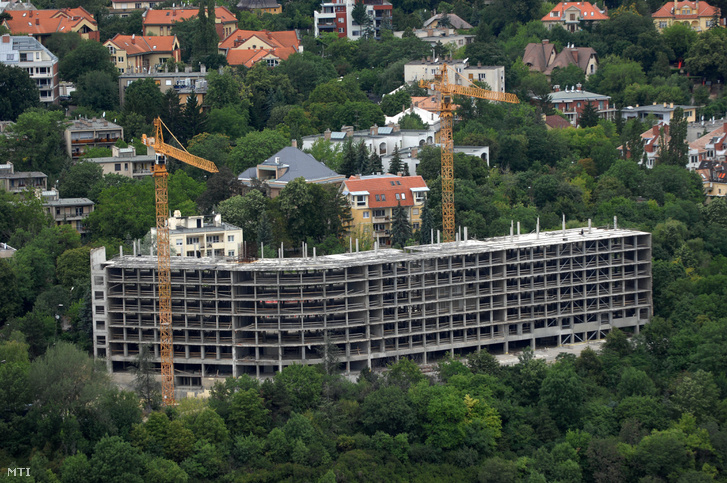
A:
[553,84,560,92]
[542,39,549,44]
[291,139,297,148]
[371,124,378,135]
[411,147,418,158]
[576,83,582,92]
[35,18,39,25]
[670,102,674,108]
[652,124,660,135]
[324,128,331,141]
[131,34,135,44]
[1,35,9,43]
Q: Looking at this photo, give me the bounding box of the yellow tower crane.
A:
[142,117,218,406]
[419,63,519,242]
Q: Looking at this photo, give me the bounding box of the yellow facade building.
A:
[652,1,721,31]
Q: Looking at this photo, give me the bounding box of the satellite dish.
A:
[434,57,439,63]
[462,57,469,64]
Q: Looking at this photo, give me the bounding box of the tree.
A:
[257,210,273,246]
[59,39,116,83]
[685,27,727,81]
[228,388,270,436]
[277,52,338,98]
[579,103,600,128]
[388,146,402,174]
[123,78,164,124]
[351,2,373,38]
[418,199,434,244]
[360,386,415,435]
[339,138,357,177]
[539,364,586,430]
[0,63,38,121]
[45,32,82,60]
[380,89,411,116]
[228,129,289,174]
[273,363,323,413]
[74,70,119,111]
[133,344,160,410]
[144,458,189,483]
[160,89,183,137]
[180,92,206,144]
[399,112,427,129]
[550,64,586,91]
[205,67,247,109]
[0,108,69,178]
[56,246,91,289]
[659,107,688,167]
[391,202,412,248]
[217,191,267,243]
[59,161,103,199]
[90,436,145,483]
[196,167,241,214]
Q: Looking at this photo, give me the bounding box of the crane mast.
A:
[419,63,519,242]
[142,117,218,406]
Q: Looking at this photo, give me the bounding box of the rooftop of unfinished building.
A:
[98,226,650,272]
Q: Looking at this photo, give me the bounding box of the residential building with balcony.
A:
[0,34,59,104]
[43,190,94,234]
[343,173,428,246]
[104,34,181,75]
[404,58,506,94]
[621,103,698,125]
[652,1,721,32]
[302,124,436,160]
[119,66,209,106]
[238,144,344,198]
[151,212,244,258]
[64,118,123,160]
[87,145,155,178]
[547,84,615,127]
[393,27,474,51]
[90,225,651,387]
[314,0,392,40]
[542,1,608,32]
[142,7,237,38]
[0,162,47,195]
[110,0,163,17]
[2,7,99,43]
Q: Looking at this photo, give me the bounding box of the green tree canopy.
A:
[59,39,116,83]
[0,63,38,121]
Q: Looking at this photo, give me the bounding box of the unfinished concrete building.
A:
[91,226,652,388]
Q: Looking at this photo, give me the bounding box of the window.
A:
[413,223,420,229]
[390,181,395,186]
[75,207,84,216]
[577,102,581,108]
[373,209,385,217]
[375,194,380,201]
[374,223,386,231]
[35,52,39,60]
[115,163,121,171]
[338,28,344,33]
[108,46,116,55]
[5,53,13,61]
[401,193,406,200]
[478,73,486,81]
[363,211,370,219]
[396,181,401,185]
[356,195,366,206]
[55,208,60,215]
[659,21,667,28]
[381,194,386,201]
[166,80,172,86]
[176,239,183,246]
[598,101,604,110]
[208,235,220,243]
[228,250,235,256]
[187,236,199,245]
[228,235,235,242]
[117,56,124,63]
[415,192,426,203]
[124,163,128,171]
[412,208,419,215]
[395,193,400,200]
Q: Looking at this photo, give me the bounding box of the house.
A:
[621,103,698,125]
[392,27,474,51]
[422,12,473,29]
[119,66,209,106]
[688,122,727,170]
[142,7,238,39]
[342,173,428,245]
[617,122,672,169]
[524,39,598,79]
[380,145,490,174]
[2,8,99,43]
[547,84,615,127]
[104,34,181,75]
[0,34,59,104]
[64,118,124,160]
[404,58,506,94]
[152,211,243,258]
[652,1,721,32]
[110,0,163,17]
[43,189,94,234]
[313,0,393,40]
[236,0,282,15]
[218,29,299,68]
[238,144,345,198]
[86,145,155,178]
[541,1,608,32]
[0,162,46,195]
[544,114,573,130]
[0,2,36,15]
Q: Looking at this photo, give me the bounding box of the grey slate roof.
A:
[238,146,343,183]
[44,197,94,206]
[0,171,46,179]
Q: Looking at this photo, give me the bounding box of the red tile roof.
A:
[218,29,299,51]
[653,1,719,18]
[143,6,236,26]
[545,115,572,129]
[226,47,296,67]
[344,174,428,209]
[105,34,178,55]
[4,8,97,35]
[542,2,609,22]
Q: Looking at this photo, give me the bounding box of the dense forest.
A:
[3,0,727,480]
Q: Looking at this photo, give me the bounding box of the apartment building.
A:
[87,145,155,178]
[142,7,237,38]
[104,34,181,74]
[0,34,59,104]
[0,162,47,194]
[90,226,652,388]
[2,8,99,42]
[151,212,244,258]
[314,0,393,40]
[404,58,506,94]
[548,84,616,127]
[64,118,124,160]
[342,174,428,245]
[43,190,94,234]
[119,66,209,105]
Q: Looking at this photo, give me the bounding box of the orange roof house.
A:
[218,29,299,67]
[652,1,721,32]
[541,2,608,32]
[2,8,99,42]
[142,7,237,39]
[104,34,180,74]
